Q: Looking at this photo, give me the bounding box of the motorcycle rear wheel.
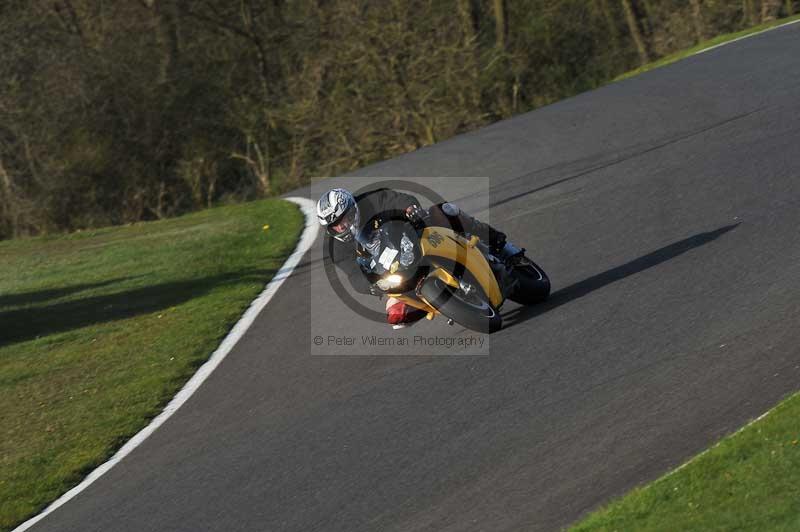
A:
[419,277,502,333]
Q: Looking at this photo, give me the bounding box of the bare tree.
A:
[742,0,756,24]
[493,0,508,49]
[139,0,181,85]
[689,0,706,41]
[621,0,650,65]
[3,0,795,241]
[594,0,622,57]
[760,0,783,20]
[184,0,285,195]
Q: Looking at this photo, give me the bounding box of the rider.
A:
[317,187,514,328]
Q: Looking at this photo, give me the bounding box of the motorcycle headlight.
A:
[376,274,404,291]
[399,234,415,267]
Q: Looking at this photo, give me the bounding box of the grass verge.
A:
[615,14,800,82]
[0,199,303,531]
[571,391,800,531]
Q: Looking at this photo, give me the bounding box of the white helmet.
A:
[316,188,360,242]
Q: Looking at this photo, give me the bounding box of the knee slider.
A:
[441,202,460,217]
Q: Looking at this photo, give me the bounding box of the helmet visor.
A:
[327,205,359,241]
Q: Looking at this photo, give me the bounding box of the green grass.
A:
[615,14,800,82]
[571,391,800,531]
[0,199,303,531]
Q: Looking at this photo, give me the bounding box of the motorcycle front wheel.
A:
[509,258,551,305]
[418,277,502,333]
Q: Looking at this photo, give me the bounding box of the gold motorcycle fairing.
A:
[385,226,503,319]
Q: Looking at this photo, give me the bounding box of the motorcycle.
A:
[356,217,550,333]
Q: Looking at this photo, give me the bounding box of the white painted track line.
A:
[694,18,800,55]
[13,197,319,532]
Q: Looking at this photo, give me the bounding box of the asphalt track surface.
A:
[26,23,800,532]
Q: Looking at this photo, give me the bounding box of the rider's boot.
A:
[460,215,527,263]
[435,203,509,257]
[464,217,528,266]
[498,241,526,265]
[469,217,507,256]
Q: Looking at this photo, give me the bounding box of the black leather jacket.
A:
[327,188,419,295]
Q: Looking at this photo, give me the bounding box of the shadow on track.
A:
[0,269,278,348]
[502,223,740,328]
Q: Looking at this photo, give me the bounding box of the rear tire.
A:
[418,277,502,333]
[509,258,551,305]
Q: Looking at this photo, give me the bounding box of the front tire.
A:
[509,258,551,305]
[418,277,502,333]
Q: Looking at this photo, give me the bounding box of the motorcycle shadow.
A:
[502,223,739,329]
